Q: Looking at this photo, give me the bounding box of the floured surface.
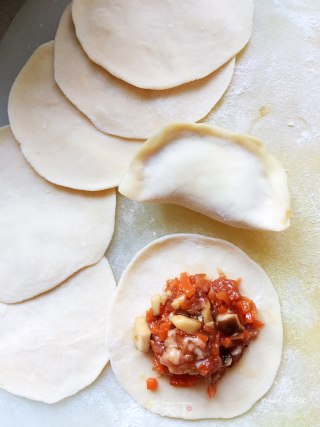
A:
[0,0,319,426]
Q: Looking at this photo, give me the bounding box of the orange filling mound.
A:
[146,272,264,398]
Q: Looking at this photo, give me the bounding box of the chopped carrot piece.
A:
[216,290,230,304]
[207,383,217,398]
[146,377,158,391]
[180,272,195,298]
[159,322,171,341]
[195,332,209,343]
[218,304,227,314]
[221,337,232,348]
[252,319,264,328]
[208,287,216,303]
[245,312,254,323]
[146,307,155,323]
[236,298,251,314]
[153,356,168,375]
[150,324,160,335]
[150,322,171,340]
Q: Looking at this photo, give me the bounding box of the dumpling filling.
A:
[134,272,264,398]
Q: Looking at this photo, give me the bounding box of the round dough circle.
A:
[72,0,253,89]
[0,126,116,303]
[54,6,235,139]
[108,234,283,419]
[0,258,116,403]
[8,41,143,191]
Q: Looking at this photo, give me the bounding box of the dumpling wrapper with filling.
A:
[0,257,116,404]
[54,6,235,140]
[0,126,115,303]
[8,41,143,191]
[119,123,291,231]
[72,0,253,89]
[108,234,283,419]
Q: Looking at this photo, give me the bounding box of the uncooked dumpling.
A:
[108,234,282,419]
[119,123,291,231]
[8,41,142,191]
[71,0,253,89]
[54,6,235,139]
[0,258,115,403]
[0,126,115,303]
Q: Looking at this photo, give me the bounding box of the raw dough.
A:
[119,123,291,231]
[71,0,253,89]
[0,126,115,303]
[0,258,116,404]
[54,6,235,139]
[108,234,283,419]
[8,41,143,191]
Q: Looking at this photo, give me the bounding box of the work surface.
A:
[0,0,319,426]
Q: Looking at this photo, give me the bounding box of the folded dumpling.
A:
[119,123,291,231]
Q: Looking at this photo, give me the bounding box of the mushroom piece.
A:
[215,313,245,335]
[222,354,233,366]
[133,316,151,352]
